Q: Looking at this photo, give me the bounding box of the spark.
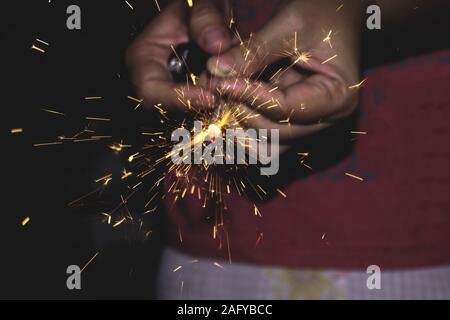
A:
[207,123,222,140]
[10,128,23,134]
[80,252,100,273]
[213,262,225,270]
[36,38,49,46]
[101,212,112,224]
[294,51,312,64]
[229,17,235,29]
[300,160,313,171]
[173,266,182,273]
[255,232,264,247]
[121,169,133,179]
[127,95,143,103]
[268,86,279,93]
[95,173,113,183]
[21,217,30,226]
[336,4,344,12]
[141,131,164,136]
[351,131,367,135]
[32,15,312,261]
[127,95,143,110]
[298,152,309,157]
[109,142,131,152]
[113,217,126,228]
[128,152,139,162]
[41,108,65,116]
[190,73,198,85]
[253,204,261,217]
[322,30,333,48]
[345,173,364,182]
[294,31,298,52]
[349,78,367,89]
[321,54,338,65]
[85,117,110,122]
[91,135,112,140]
[187,0,194,7]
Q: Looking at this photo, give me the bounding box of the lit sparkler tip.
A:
[10,128,23,134]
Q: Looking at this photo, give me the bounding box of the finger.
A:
[206,10,291,78]
[189,0,232,54]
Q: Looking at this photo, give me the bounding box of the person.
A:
[126,0,450,299]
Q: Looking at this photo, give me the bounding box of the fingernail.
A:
[202,28,227,49]
[207,55,234,78]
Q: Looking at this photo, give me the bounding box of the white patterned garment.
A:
[157,247,450,300]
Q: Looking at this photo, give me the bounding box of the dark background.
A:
[1,0,449,299]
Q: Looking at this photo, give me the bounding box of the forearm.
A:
[374,0,450,28]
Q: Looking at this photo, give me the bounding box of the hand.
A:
[126,0,232,111]
[207,0,362,142]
